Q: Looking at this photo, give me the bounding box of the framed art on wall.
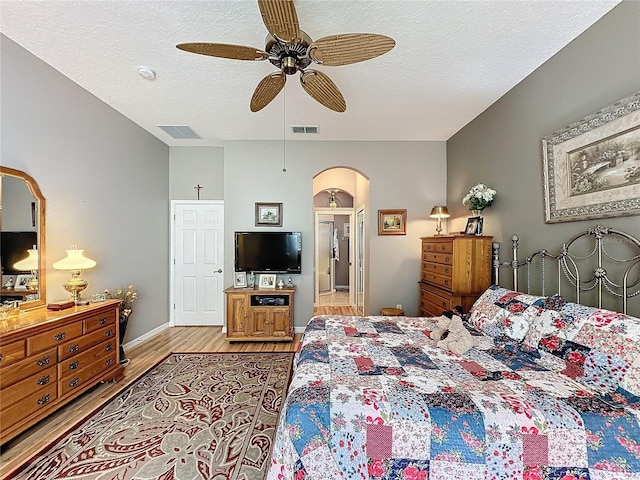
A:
[14,274,34,291]
[378,209,407,235]
[542,91,640,223]
[255,202,282,227]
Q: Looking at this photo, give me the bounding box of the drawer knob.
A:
[68,344,80,353]
[105,330,113,337]
[54,332,66,342]
[105,358,114,366]
[0,354,3,362]
[38,393,51,405]
[69,377,79,388]
[442,301,447,307]
[444,280,449,285]
[37,375,51,385]
[68,360,79,370]
[99,317,107,324]
[37,356,51,367]
[105,344,113,352]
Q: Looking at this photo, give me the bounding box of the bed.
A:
[268,226,640,480]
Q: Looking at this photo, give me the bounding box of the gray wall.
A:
[1,34,171,342]
[224,140,446,323]
[447,1,640,316]
[169,147,224,200]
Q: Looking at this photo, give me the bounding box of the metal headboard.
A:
[493,225,640,314]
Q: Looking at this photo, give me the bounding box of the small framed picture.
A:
[233,271,247,288]
[14,274,34,291]
[258,273,276,289]
[255,202,282,227]
[378,209,407,235]
[464,217,482,235]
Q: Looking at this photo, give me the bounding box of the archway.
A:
[312,167,370,314]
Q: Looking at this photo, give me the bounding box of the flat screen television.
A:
[235,231,301,273]
[1,231,37,275]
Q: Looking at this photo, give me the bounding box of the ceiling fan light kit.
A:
[176,0,394,112]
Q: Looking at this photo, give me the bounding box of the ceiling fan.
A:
[176,0,395,113]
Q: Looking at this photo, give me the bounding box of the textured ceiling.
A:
[0,0,620,146]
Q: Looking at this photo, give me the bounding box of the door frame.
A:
[169,200,224,327]
[313,208,355,308]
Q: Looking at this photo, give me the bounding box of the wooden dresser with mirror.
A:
[0,167,125,445]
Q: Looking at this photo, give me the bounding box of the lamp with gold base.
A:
[429,205,450,235]
[53,246,96,305]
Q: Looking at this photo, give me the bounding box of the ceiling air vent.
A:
[291,125,318,134]
[158,125,201,139]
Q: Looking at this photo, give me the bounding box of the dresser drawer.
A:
[420,285,452,314]
[422,261,453,278]
[58,339,117,379]
[422,272,453,291]
[27,322,83,355]
[1,365,57,407]
[0,340,26,367]
[84,310,117,333]
[0,348,57,389]
[59,351,117,396]
[0,383,57,433]
[423,252,453,265]
[58,324,117,361]
[422,241,453,254]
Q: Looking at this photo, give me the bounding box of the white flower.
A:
[462,183,497,211]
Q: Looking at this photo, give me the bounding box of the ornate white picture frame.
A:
[542,91,640,223]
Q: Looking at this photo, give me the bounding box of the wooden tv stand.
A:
[224,287,294,342]
[0,300,124,444]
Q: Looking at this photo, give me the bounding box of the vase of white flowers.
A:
[462,183,497,214]
[104,285,138,365]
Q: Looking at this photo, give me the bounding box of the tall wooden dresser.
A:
[0,300,124,444]
[419,235,493,316]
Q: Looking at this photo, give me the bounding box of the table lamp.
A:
[429,205,450,235]
[13,246,39,292]
[53,245,96,305]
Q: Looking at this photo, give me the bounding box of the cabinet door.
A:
[226,294,248,337]
[250,308,270,337]
[270,308,291,338]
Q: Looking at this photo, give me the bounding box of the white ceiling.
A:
[1,0,620,146]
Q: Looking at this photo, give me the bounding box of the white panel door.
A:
[172,201,224,326]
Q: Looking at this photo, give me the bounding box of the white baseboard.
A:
[122,322,170,351]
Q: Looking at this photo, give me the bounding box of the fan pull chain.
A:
[282,85,287,173]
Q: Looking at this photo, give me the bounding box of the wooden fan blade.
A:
[250,72,286,112]
[258,0,301,43]
[176,43,269,61]
[299,70,346,113]
[309,33,395,66]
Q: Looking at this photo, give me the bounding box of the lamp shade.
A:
[53,247,96,271]
[429,205,450,218]
[13,248,39,271]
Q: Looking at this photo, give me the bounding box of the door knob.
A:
[215,269,222,273]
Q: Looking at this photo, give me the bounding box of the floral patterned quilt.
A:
[267,315,640,480]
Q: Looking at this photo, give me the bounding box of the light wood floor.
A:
[0,305,357,476]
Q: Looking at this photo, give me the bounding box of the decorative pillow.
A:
[468,285,545,342]
[521,294,567,350]
[536,305,640,397]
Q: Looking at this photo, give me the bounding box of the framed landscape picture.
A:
[378,209,407,235]
[542,92,640,223]
[255,202,282,227]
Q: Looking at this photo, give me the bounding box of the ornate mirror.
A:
[0,166,46,309]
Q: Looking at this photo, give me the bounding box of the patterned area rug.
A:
[8,352,294,480]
